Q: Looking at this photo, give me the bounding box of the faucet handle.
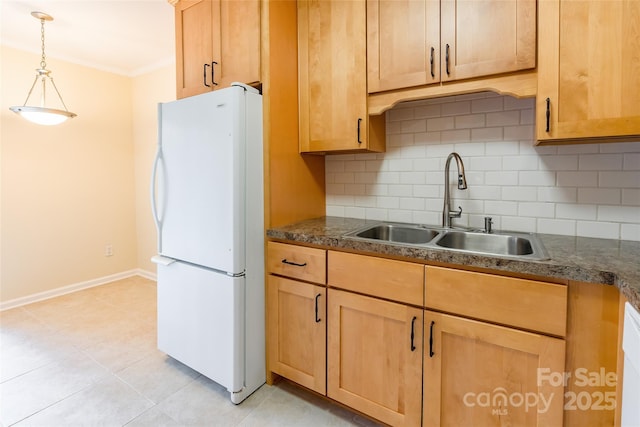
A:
[449,206,463,219]
[484,216,493,233]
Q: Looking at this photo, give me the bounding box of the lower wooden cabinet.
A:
[267,275,326,394]
[327,289,423,427]
[423,310,566,427]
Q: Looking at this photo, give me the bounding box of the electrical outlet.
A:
[105,244,113,257]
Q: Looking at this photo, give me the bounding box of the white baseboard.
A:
[0,269,157,311]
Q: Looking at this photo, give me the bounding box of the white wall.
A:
[1,46,137,303]
[325,92,640,241]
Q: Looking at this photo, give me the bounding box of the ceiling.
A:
[0,0,175,76]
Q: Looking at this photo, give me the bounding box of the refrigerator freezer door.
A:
[157,87,245,274]
[157,260,244,393]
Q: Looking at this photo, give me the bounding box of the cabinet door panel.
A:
[367,0,440,92]
[328,289,422,427]
[217,0,261,88]
[537,0,640,142]
[298,0,377,152]
[441,0,536,82]
[267,276,326,394]
[424,311,565,427]
[176,0,215,99]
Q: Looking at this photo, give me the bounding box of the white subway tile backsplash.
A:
[577,221,620,239]
[471,97,504,113]
[485,171,518,186]
[623,153,640,170]
[598,205,640,223]
[401,119,427,133]
[537,219,576,236]
[441,129,471,143]
[621,224,640,241]
[442,101,471,116]
[486,110,520,127]
[622,189,640,206]
[519,171,556,187]
[599,171,640,188]
[325,94,640,241]
[518,202,555,218]
[427,117,455,132]
[557,171,598,187]
[578,188,621,205]
[471,127,503,142]
[579,154,623,170]
[538,187,577,203]
[502,187,537,201]
[556,203,597,220]
[501,216,536,232]
[455,114,486,129]
[539,155,578,171]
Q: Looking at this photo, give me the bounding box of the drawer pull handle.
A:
[429,320,435,358]
[281,259,307,267]
[410,316,417,351]
[315,293,322,323]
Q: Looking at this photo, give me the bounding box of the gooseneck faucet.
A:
[442,152,468,228]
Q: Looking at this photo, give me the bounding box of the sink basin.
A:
[434,231,534,256]
[353,224,440,244]
[343,222,550,261]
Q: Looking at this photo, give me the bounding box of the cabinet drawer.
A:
[425,266,567,337]
[267,242,326,284]
[328,251,423,306]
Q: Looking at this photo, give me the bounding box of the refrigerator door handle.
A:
[151,103,164,252]
[152,255,176,266]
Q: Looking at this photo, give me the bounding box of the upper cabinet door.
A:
[216,0,261,89]
[440,0,536,82]
[175,0,260,100]
[367,0,440,93]
[537,0,640,143]
[298,0,384,153]
[176,0,215,99]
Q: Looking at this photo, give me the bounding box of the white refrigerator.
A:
[150,83,264,404]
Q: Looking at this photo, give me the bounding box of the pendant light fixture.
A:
[9,11,77,126]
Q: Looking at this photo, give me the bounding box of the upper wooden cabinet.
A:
[537,0,640,144]
[298,0,385,153]
[367,0,537,93]
[367,0,440,92]
[175,0,260,99]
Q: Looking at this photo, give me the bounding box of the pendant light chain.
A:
[40,17,47,69]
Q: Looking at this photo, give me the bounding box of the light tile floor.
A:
[0,276,381,427]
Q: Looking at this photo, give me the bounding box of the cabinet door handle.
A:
[315,293,322,323]
[429,320,435,357]
[281,259,307,267]
[430,46,435,78]
[410,316,417,351]
[545,97,551,132]
[211,61,219,86]
[445,44,450,76]
[357,118,363,144]
[203,63,211,87]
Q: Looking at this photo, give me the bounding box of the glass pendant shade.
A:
[9,12,77,125]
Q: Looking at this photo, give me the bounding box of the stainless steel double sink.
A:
[343,222,550,261]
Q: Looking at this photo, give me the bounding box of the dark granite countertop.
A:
[267,216,640,311]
